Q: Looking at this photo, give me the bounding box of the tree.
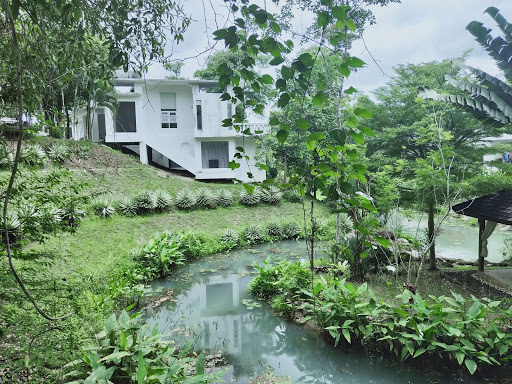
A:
[419,7,512,127]
[0,0,190,320]
[360,59,505,271]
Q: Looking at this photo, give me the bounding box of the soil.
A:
[442,270,512,301]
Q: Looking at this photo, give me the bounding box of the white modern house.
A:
[72,72,269,182]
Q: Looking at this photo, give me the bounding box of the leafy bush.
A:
[244,224,264,244]
[239,187,261,206]
[196,187,217,209]
[72,142,91,159]
[282,221,301,239]
[154,190,172,212]
[65,311,223,383]
[117,197,138,217]
[0,143,13,169]
[261,186,282,205]
[134,189,156,214]
[216,189,234,207]
[221,228,239,244]
[0,212,21,245]
[266,220,282,238]
[283,189,301,203]
[135,232,186,278]
[21,144,45,166]
[174,189,197,210]
[93,200,115,218]
[46,142,70,163]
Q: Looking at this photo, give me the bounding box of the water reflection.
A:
[146,242,484,384]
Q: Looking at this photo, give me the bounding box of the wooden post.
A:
[478,218,485,272]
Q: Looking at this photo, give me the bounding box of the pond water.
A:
[389,214,511,263]
[146,241,485,384]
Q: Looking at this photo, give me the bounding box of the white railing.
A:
[233,123,270,136]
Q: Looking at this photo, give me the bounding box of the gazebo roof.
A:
[452,189,512,226]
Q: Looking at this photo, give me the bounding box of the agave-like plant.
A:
[60,202,86,231]
[174,189,197,210]
[46,143,71,163]
[0,212,22,245]
[244,224,264,243]
[419,7,512,127]
[239,187,261,206]
[266,220,282,238]
[221,228,239,244]
[261,186,282,205]
[282,221,301,239]
[283,189,301,203]
[134,189,156,213]
[0,144,13,170]
[154,190,173,212]
[196,188,217,209]
[92,201,115,218]
[216,189,234,207]
[117,197,138,217]
[22,144,46,166]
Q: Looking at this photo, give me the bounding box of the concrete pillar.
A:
[139,142,148,164]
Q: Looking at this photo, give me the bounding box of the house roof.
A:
[452,189,512,226]
[115,78,220,88]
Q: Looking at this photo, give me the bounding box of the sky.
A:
[149,0,512,96]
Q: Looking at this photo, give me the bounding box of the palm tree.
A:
[418,7,512,127]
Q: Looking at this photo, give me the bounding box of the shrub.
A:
[261,186,282,205]
[154,190,172,212]
[0,143,13,169]
[135,232,186,278]
[196,187,217,209]
[239,187,260,206]
[117,197,138,217]
[0,212,21,245]
[92,200,115,218]
[216,189,234,207]
[221,228,239,244]
[266,220,282,238]
[283,189,301,203]
[175,189,197,210]
[21,144,45,166]
[134,189,156,214]
[46,142,70,163]
[282,221,301,239]
[60,201,85,232]
[244,224,264,244]
[72,142,91,159]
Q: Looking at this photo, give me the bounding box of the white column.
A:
[139,142,148,164]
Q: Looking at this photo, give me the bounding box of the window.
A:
[196,100,202,130]
[201,141,228,169]
[115,102,136,132]
[160,93,177,128]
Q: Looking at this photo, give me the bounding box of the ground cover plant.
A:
[249,259,512,376]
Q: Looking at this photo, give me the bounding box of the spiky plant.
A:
[154,190,173,212]
[22,144,46,166]
[266,220,282,238]
[117,197,138,217]
[261,186,282,205]
[174,189,197,210]
[221,228,239,244]
[92,201,115,218]
[282,221,301,239]
[0,144,13,170]
[61,202,86,231]
[16,203,40,229]
[244,224,264,243]
[239,187,261,206]
[0,212,21,245]
[216,189,234,207]
[46,143,71,163]
[283,189,301,203]
[134,189,156,214]
[196,188,217,209]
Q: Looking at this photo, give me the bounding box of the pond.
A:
[145,241,485,383]
[390,213,511,263]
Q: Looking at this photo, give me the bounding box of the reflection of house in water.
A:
[150,274,247,355]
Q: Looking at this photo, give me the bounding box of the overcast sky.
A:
[149,0,512,95]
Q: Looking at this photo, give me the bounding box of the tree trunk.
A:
[428,197,436,270]
[478,218,485,272]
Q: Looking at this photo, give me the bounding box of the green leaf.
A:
[354,108,372,118]
[467,301,481,319]
[269,56,284,66]
[295,118,309,130]
[413,348,426,358]
[312,92,328,106]
[329,129,346,146]
[344,86,358,94]
[338,63,351,77]
[346,57,365,68]
[342,329,351,344]
[455,351,465,365]
[120,330,127,350]
[314,283,323,295]
[261,74,274,84]
[359,125,376,137]
[100,351,131,362]
[349,131,365,145]
[307,132,325,142]
[137,351,147,384]
[465,359,477,375]
[281,66,293,80]
[278,93,290,108]
[276,129,289,143]
[347,19,356,32]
